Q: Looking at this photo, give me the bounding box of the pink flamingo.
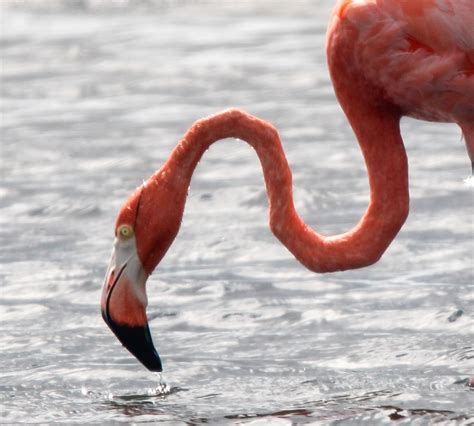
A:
[101,0,474,371]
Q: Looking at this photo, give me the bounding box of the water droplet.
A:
[463,175,473,187]
[152,372,171,396]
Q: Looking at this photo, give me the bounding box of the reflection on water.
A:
[1,0,473,424]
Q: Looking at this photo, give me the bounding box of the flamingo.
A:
[101,0,474,371]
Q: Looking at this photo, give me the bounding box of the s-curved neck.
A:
[160,108,408,272]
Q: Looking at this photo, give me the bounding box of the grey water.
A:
[1,0,473,424]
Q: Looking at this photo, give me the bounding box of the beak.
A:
[101,246,162,372]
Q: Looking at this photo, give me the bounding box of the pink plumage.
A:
[328,0,473,161]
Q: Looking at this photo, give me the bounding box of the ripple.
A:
[1,0,472,424]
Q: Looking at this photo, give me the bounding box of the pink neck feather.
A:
[161,107,409,272]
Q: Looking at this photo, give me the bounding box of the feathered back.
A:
[328,0,474,121]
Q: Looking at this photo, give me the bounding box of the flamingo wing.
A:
[330,0,474,122]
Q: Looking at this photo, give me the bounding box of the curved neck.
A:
[159,108,408,272]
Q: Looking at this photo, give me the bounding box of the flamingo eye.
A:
[117,224,134,240]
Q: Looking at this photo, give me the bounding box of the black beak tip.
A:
[102,310,163,372]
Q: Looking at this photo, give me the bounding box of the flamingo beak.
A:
[101,243,162,372]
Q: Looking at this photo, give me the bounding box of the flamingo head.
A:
[101,170,187,371]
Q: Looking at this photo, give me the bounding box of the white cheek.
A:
[114,237,138,266]
[124,260,149,307]
[114,237,148,304]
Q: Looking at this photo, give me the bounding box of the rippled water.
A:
[1,1,473,424]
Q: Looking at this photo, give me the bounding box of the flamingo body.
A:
[335,0,473,121]
[101,1,474,371]
[329,0,474,161]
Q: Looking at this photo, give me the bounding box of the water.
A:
[1,1,473,424]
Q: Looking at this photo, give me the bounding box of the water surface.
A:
[1,1,473,424]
